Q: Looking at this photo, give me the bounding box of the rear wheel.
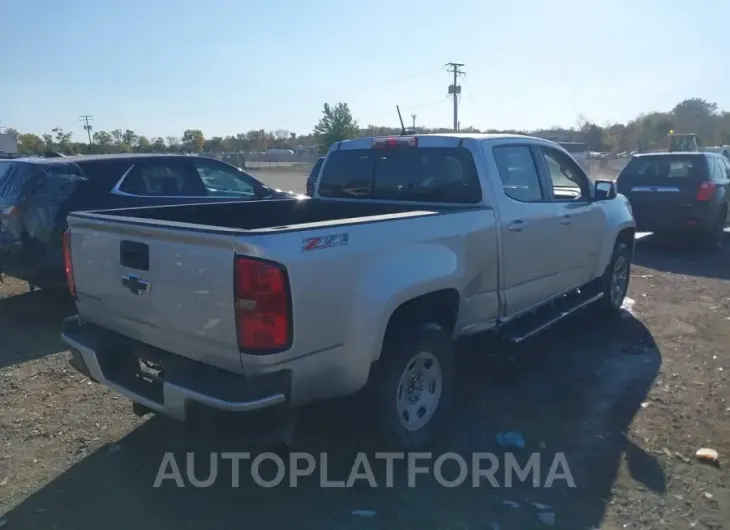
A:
[370,325,455,450]
[700,209,726,251]
[595,241,631,315]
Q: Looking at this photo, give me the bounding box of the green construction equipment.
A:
[666,132,730,160]
[668,132,699,152]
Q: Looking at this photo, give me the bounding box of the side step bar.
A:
[498,289,604,343]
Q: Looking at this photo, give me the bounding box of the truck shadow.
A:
[0,288,75,369]
[632,231,730,281]
[5,309,662,530]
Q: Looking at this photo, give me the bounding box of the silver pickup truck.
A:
[61,134,636,449]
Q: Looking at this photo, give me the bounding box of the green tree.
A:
[93,130,113,152]
[580,122,605,151]
[182,129,205,152]
[166,136,181,151]
[122,129,138,152]
[136,135,151,152]
[151,137,167,152]
[51,128,74,153]
[18,133,44,154]
[245,130,268,152]
[313,102,359,153]
[110,129,124,147]
[41,133,54,151]
[204,136,224,152]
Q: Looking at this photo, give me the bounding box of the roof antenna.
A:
[397,105,415,135]
[396,105,406,135]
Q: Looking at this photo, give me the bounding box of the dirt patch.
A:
[1,236,729,530]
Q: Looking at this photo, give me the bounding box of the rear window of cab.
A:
[318,147,482,203]
[620,155,708,179]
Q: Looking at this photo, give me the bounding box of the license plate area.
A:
[137,356,164,385]
[100,346,164,404]
[129,347,165,403]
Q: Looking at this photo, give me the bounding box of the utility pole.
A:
[79,115,93,149]
[445,62,464,132]
[411,114,417,131]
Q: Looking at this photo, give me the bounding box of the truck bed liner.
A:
[73,199,438,231]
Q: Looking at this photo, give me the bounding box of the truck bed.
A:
[65,197,479,379]
[73,199,440,232]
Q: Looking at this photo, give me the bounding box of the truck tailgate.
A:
[67,216,244,374]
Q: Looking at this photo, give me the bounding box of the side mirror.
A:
[594,179,617,200]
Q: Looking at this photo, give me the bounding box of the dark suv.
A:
[0,154,296,290]
[616,152,729,249]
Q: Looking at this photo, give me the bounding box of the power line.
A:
[298,98,449,134]
[462,76,479,107]
[79,115,94,147]
[444,63,465,132]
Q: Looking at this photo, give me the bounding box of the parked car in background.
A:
[306,157,325,196]
[616,152,729,249]
[61,134,635,449]
[0,154,303,290]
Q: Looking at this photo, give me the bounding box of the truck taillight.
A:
[62,229,76,298]
[234,256,291,352]
[696,181,717,201]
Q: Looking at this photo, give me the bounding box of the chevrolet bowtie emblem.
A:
[121,274,151,295]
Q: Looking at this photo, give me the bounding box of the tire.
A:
[595,241,631,316]
[699,209,726,251]
[369,324,455,450]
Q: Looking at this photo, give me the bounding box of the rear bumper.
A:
[61,315,290,422]
[632,204,718,233]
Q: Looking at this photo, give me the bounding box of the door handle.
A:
[560,214,572,225]
[507,220,525,232]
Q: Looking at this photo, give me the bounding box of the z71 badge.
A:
[301,232,349,252]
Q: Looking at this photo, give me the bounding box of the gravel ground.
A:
[1,234,729,530]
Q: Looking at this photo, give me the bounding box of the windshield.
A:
[318,147,482,203]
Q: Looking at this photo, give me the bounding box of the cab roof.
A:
[18,153,195,165]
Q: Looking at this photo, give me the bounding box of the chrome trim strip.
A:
[630,185,680,192]
[110,163,136,195]
[109,162,261,200]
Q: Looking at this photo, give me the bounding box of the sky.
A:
[2,0,729,141]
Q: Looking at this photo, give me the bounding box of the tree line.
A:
[9,97,730,157]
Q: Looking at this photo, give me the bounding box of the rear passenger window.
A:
[669,161,693,178]
[492,146,543,202]
[621,156,705,179]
